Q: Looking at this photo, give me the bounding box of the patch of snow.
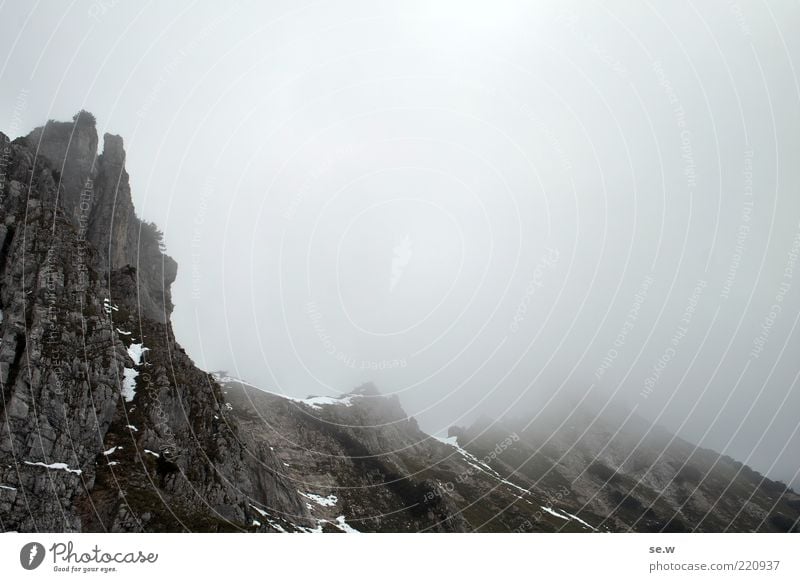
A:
[224,402,233,411]
[297,521,325,533]
[103,298,119,314]
[433,434,500,477]
[299,395,359,410]
[563,510,596,531]
[122,368,138,402]
[211,372,258,387]
[299,491,338,507]
[108,461,120,467]
[216,371,362,411]
[125,425,138,432]
[434,435,459,447]
[541,506,570,521]
[115,328,132,336]
[122,342,148,403]
[249,504,290,533]
[128,342,147,364]
[0,484,17,491]
[143,449,160,458]
[24,461,82,475]
[268,521,287,533]
[334,515,361,533]
[433,434,532,501]
[252,520,261,527]
[103,446,121,456]
[283,462,290,467]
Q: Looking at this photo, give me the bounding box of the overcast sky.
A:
[1,0,799,487]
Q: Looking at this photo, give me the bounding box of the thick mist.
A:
[1,1,799,488]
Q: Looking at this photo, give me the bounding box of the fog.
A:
[1,1,799,488]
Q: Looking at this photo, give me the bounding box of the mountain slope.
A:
[219,375,603,532]
[219,374,799,533]
[453,403,800,532]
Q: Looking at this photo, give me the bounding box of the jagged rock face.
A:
[82,268,310,532]
[0,118,308,532]
[24,111,98,213]
[0,132,120,531]
[23,112,176,323]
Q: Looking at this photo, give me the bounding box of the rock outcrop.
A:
[23,111,176,323]
[0,114,308,532]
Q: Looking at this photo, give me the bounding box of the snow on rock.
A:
[122,342,148,403]
[115,328,132,336]
[122,368,138,402]
[128,342,147,364]
[563,510,596,531]
[433,434,532,501]
[0,484,17,491]
[257,387,361,411]
[541,506,570,521]
[212,373,258,386]
[250,504,269,517]
[125,425,138,432]
[24,461,82,475]
[300,395,359,410]
[212,372,363,411]
[433,435,501,477]
[297,521,325,533]
[103,446,121,456]
[334,516,361,533]
[268,521,288,533]
[143,449,160,458]
[299,491,338,507]
[249,504,289,533]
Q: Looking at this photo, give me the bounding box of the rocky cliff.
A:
[0,113,309,532]
[23,111,176,322]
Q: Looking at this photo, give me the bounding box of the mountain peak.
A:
[21,112,176,321]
